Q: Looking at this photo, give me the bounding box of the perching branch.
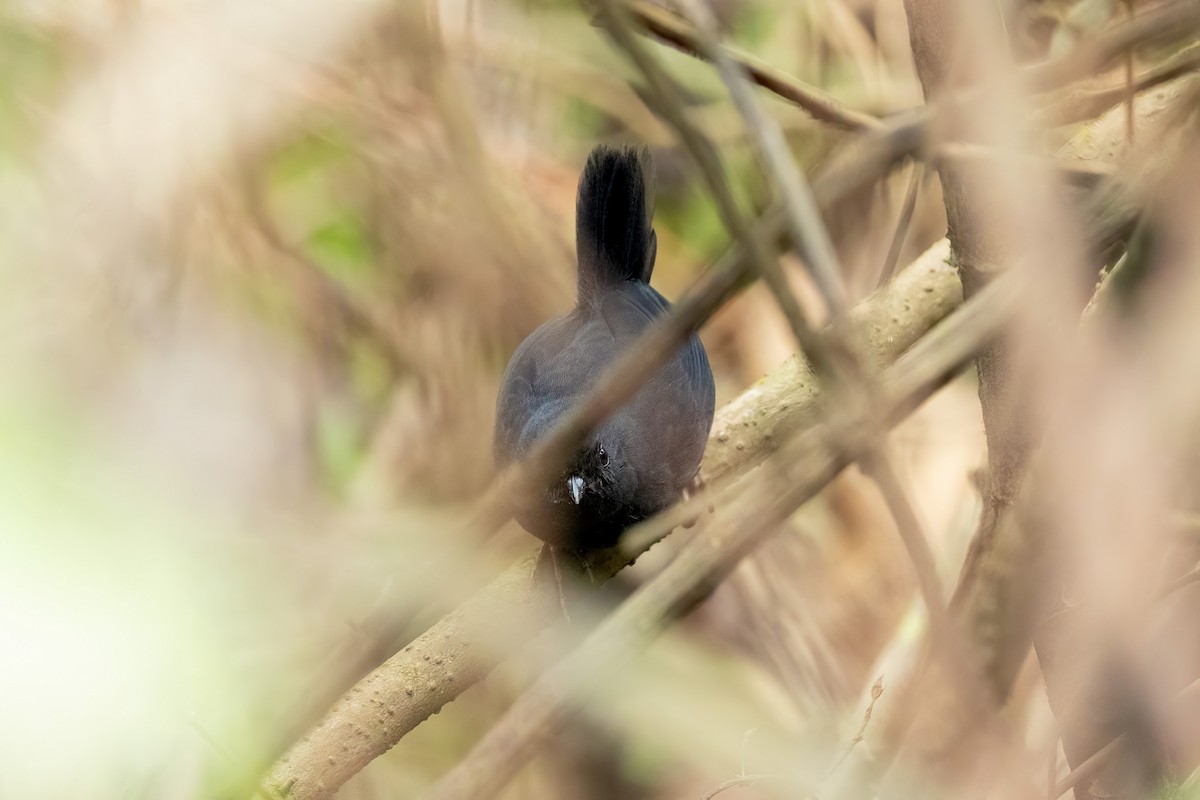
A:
[258,240,963,800]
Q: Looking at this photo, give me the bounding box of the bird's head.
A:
[561,438,615,508]
[517,424,641,550]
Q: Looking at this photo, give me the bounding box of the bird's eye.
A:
[597,445,609,466]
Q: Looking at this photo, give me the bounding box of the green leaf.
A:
[316,402,364,494]
[306,212,374,288]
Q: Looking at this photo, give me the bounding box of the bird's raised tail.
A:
[575,144,657,303]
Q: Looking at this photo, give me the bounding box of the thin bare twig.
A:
[699,774,768,800]
[698,725,771,797]
[1025,0,1200,93]
[1158,564,1200,599]
[1047,736,1060,800]
[1052,734,1127,799]
[859,451,949,626]
[669,0,848,317]
[828,677,885,775]
[592,0,832,368]
[623,0,882,132]
[1041,42,1200,127]
[1050,676,1200,798]
[876,162,924,290]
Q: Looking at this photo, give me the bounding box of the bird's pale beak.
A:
[567,475,585,504]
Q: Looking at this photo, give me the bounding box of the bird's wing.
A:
[493,312,612,468]
[493,342,538,469]
[494,317,574,467]
[600,283,716,484]
[600,283,713,407]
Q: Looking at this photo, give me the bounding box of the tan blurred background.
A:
[3,1,1191,799]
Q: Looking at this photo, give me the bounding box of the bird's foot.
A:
[531,545,574,623]
[680,472,714,528]
[528,544,550,598]
[549,547,571,624]
[568,549,598,586]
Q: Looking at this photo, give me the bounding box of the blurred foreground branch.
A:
[1042,42,1200,126]
[821,6,1200,797]
[664,0,952,651]
[622,0,882,132]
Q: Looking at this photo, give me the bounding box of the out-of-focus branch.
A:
[667,0,952,649]
[1033,80,1200,800]
[901,0,1035,697]
[833,6,1200,794]
[241,178,420,376]
[623,0,1200,135]
[699,774,768,800]
[621,0,883,132]
[591,0,831,369]
[424,268,1021,800]
[1024,1,1200,93]
[1040,42,1200,127]
[1050,677,1200,798]
[876,163,924,289]
[667,0,848,317]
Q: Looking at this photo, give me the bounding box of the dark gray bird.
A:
[493,145,715,553]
